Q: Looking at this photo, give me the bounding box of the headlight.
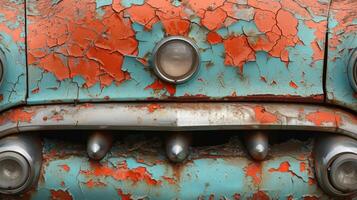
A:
[348,49,357,91]
[0,135,42,194]
[153,36,200,84]
[330,154,357,192]
[0,152,29,190]
[314,135,357,197]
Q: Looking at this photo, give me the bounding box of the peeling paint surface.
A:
[326,0,357,112]
[26,0,329,104]
[0,0,26,111]
[0,137,334,200]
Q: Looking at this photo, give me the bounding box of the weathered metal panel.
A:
[326,0,357,112]
[0,0,27,111]
[26,0,329,105]
[0,137,334,199]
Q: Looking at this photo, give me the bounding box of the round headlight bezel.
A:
[0,151,30,190]
[329,153,357,193]
[348,49,357,92]
[0,58,4,85]
[152,36,200,84]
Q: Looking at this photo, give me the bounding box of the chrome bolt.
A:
[166,134,190,163]
[87,132,113,161]
[244,131,269,161]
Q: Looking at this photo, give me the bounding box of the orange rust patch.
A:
[276,10,298,37]
[224,36,255,72]
[28,1,136,88]
[161,18,190,36]
[186,0,225,17]
[0,108,35,124]
[147,104,162,113]
[305,111,342,126]
[269,161,290,173]
[254,9,276,33]
[162,176,176,184]
[253,106,278,124]
[207,31,223,44]
[299,162,306,172]
[145,80,176,96]
[251,191,270,200]
[308,177,316,185]
[201,8,227,31]
[50,189,73,200]
[0,2,24,43]
[126,4,156,27]
[289,81,298,89]
[85,179,107,188]
[117,189,132,200]
[80,161,161,186]
[245,162,262,185]
[59,164,70,172]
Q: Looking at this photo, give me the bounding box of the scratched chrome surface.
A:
[0,136,338,200]
[0,103,356,139]
[25,0,329,106]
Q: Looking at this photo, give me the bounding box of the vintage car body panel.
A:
[0,0,356,199]
[26,0,329,105]
[0,138,332,200]
[326,0,357,112]
[0,0,26,111]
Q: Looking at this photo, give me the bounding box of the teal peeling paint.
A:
[10,138,332,200]
[326,6,357,112]
[26,0,329,107]
[0,0,26,111]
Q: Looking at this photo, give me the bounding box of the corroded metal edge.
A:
[0,103,356,138]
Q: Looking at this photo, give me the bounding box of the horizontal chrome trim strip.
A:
[0,103,356,139]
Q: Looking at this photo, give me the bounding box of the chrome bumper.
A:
[0,102,356,138]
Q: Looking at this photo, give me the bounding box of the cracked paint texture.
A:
[26,0,329,104]
[0,136,333,200]
[326,0,357,112]
[0,0,26,111]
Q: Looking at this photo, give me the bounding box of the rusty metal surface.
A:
[0,0,27,111]
[0,103,356,139]
[0,136,339,199]
[326,0,357,112]
[25,0,329,106]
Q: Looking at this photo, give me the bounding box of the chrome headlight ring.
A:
[348,49,357,92]
[152,36,200,84]
[314,135,357,197]
[0,135,42,194]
